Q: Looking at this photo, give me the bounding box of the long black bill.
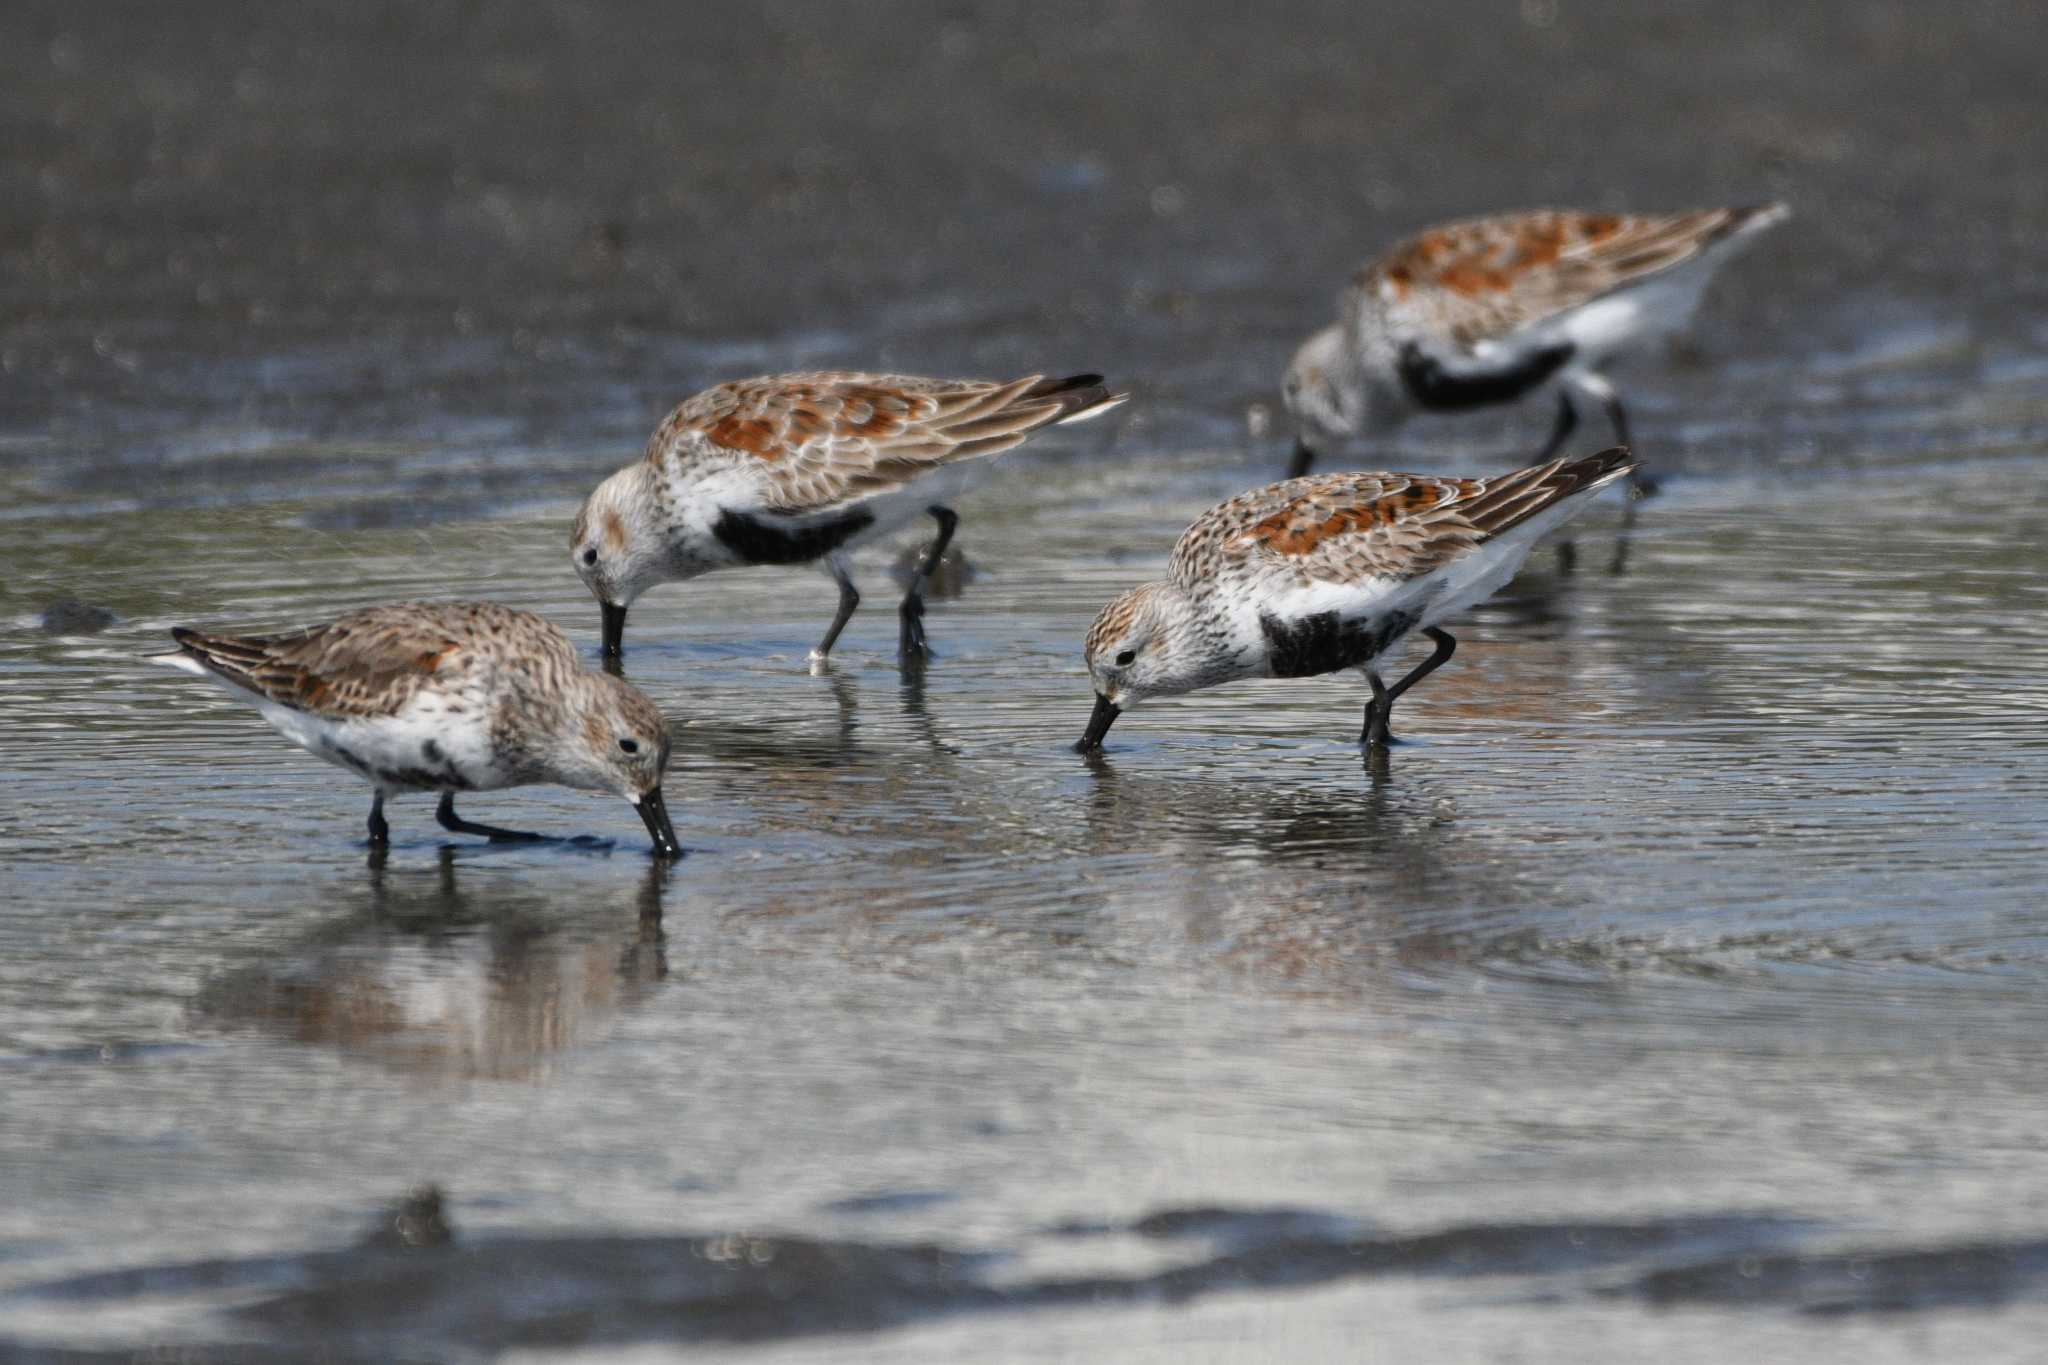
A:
[600,601,628,660]
[1285,435,1317,480]
[634,786,683,859]
[1075,694,1122,753]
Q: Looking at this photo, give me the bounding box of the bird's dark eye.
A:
[1115,649,1137,667]
[618,738,639,754]
[582,548,599,567]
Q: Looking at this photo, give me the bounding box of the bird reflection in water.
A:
[1075,744,1553,994]
[191,850,675,1080]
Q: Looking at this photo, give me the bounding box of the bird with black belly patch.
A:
[1078,448,1638,752]
[573,370,1126,665]
[1283,205,1788,484]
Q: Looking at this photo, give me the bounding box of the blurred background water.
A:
[3,1,2047,1359]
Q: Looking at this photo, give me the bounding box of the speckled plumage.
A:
[641,371,1121,512]
[1358,207,1781,351]
[155,601,680,853]
[1078,449,1638,750]
[574,370,1125,660]
[1284,205,1788,476]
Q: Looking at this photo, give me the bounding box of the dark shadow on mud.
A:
[6,1203,1832,1360]
[1608,1238,2048,1316]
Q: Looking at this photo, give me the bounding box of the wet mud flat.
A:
[6,1,2048,1360]
[6,459,2048,1360]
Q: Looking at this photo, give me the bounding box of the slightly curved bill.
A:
[1075,694,1121,753]
[634,786,683,859]
[601,602,628,660]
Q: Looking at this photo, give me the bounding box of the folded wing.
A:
[650,371,1126,513]
[167,602,543,718]
[1184,448,1639,587]
[1355,206,1786,351]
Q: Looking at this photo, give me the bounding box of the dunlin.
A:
[574,370,1125,663]
[1283,205,1788,480]
[1077,448,1638,751]
[153,600,682,855]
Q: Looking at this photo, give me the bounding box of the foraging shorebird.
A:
[1078,448,1638,751]
[573,371,1125,663]
[154,600,682,855]
[1283,205,1789,481]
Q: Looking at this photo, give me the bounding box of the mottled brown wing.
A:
[1184,448,1638,586]
[170,602,556,718]
[1357,206,1781,350]
[647,371,1124,512]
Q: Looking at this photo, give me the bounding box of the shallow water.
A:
[6,2,2048,1360]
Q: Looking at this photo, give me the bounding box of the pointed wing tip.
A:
[1014,372,1128,427]
[161,625,274,686]
[155,623,233,676]
[1574,445,1641,485]
[1733,202,1792,235]
[165,625,222,664]
[1054,388,1131,426]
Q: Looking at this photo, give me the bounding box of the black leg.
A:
[1542,393,1583,570]
[1600,387,1633,452]
[436,792,544,843]
[1362,672,1390,746]
[1608,493,1639,577]
[811,556,860,661]
[1363,628,1457,747]
[1286,436,1317,480]
[1535,390,1579,462]
[367,791,390,846]
[1540,394,1581,573]
[1384,628,1457,708]
[898,506,959,660]
[1597,387,1659,498]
